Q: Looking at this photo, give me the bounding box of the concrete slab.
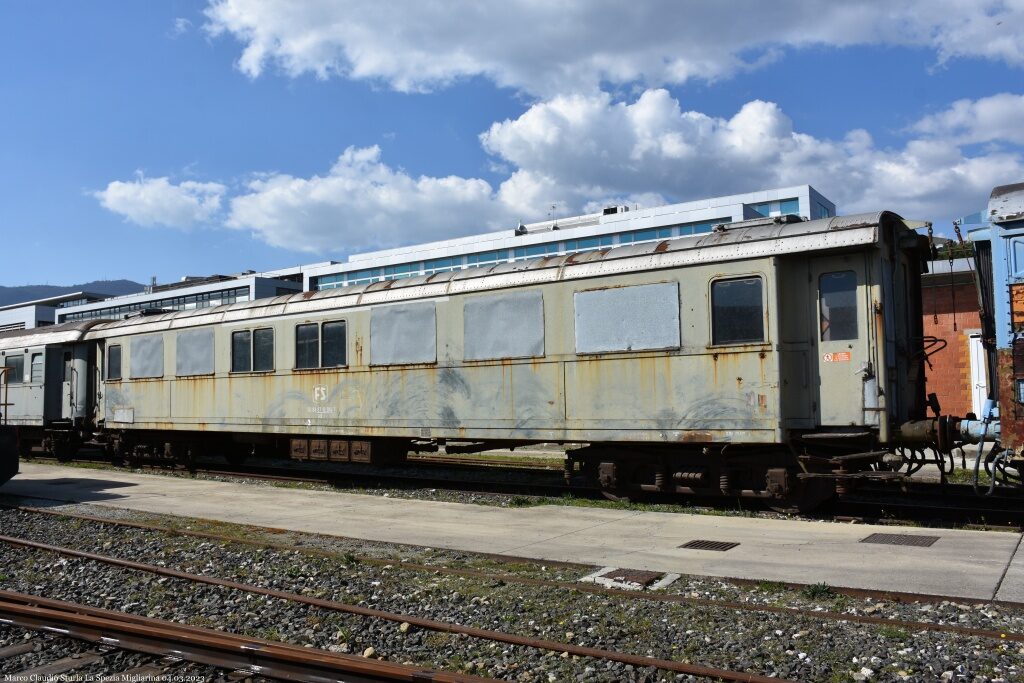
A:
[2,462,1021,601]
[995,536,1024,602]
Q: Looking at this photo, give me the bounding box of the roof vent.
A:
[514,221,528,236]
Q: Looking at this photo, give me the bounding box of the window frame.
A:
[294,320,347,370]
[709,274,768,347]
[818,270,859,342]
[3,354,24,384]
[107,344,122,381]
[230,327,275,374]
[30,353,43,384]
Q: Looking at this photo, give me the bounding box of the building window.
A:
[513,243,558,260]
[819,271,858,341]
[3,355,23,383]
[107,345,122,380]
[296,321,346,369]
[30,353,43,383]
[711,277,765,345]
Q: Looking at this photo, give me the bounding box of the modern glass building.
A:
[304,185,835,291]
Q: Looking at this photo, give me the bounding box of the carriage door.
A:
[60,350,74,420]
[811,256,870,426]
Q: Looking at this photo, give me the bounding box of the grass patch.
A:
[876,626,909,640]
[802,582,835,600]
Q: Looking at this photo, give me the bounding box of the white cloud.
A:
[224,146,508,252]
[912,93,1024,145]
[95,175,226,228]
[214,91,1023,252]
[202,0,1024,95]
[169,17,192,38]
[484,89,1024,222]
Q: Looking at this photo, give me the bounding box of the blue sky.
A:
[2,1,1022,286]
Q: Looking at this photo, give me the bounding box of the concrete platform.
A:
[2,462,1022,602]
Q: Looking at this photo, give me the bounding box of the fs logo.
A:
[312,385,329,403]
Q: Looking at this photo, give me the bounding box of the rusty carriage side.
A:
[72,211,935,508]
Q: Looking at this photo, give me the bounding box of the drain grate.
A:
[679,539,740,552]
[860,533,940,548]
[598,568,664,586]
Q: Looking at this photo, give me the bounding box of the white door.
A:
[968,333,989,417]
[811,256,870,426]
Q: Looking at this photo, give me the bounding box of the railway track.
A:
[0,514,787,683]
[6,505,1024,644]
[0,590,491,682]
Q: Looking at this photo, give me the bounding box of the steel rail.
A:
[3,529,1022,648]
[0,590,492,683]
[0,532,787,683]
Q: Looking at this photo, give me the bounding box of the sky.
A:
[1,1,1023,286]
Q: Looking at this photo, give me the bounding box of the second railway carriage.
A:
[0,322,100,462]
[64,210,963,507]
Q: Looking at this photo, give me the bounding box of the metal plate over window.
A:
[464,290,544,361]
[176,328,215,376]
[371,302,437,366]
[130,334,164,379]
[574,282,680,354]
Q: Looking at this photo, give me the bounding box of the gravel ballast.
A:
[0,506,1022,681]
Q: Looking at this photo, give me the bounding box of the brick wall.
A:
[920,281,981,417]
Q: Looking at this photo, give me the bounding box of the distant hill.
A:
[0,279,144,307]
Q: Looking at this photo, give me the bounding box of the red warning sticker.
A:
[823,351,852,362]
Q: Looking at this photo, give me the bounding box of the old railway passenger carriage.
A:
[0,211,987,506]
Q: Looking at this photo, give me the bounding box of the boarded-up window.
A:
[464,290,544,360]
[176,328,215,376]
[130,335,164,379]
[370,302,436,366]
[574,282,681,354]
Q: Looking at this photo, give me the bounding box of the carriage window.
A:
[321,322,347,367]
[819,270,858,341]
[107,345,122,380]
[253,328,275,371]
[232,331,252,372]
[711,277,765,345]
[3,355,23,384]
[30,353,43,383]
[233,328,275,372]
[295,324,319,369]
